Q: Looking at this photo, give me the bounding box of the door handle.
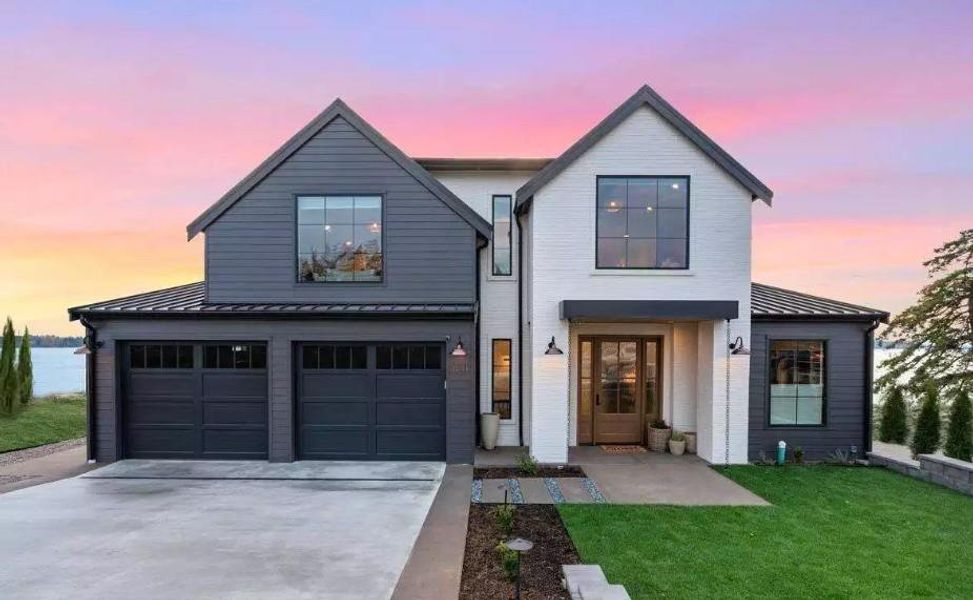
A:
[595,394,601,407]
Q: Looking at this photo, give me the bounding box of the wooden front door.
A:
[578,337,661,445]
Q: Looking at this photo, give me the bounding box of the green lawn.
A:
[0,394,87,453]
[560,466,973,600]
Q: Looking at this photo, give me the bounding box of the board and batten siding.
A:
[748,320,872,461]
[204,116,477,304]
[89,318,475,464]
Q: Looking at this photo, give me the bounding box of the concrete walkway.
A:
[0,460,443,600]
[0,442,94,494]
[391,465,472,600]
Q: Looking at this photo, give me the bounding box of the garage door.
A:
[297,343,446,460]
[123,342,268,459]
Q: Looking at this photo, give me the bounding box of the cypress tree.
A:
[878,386,909,444]
[17,327,33,405]
[0,318,17,415]
[944,390,972,462]
[911,380,941,458]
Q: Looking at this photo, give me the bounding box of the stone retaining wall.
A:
[868,452,973,496]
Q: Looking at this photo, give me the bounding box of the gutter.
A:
[79,316,98,463]
[863,320,881,455]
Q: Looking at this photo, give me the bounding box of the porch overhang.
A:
[559,300,739,322]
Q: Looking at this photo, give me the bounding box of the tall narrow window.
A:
[769,340,826,426]
[492,195,512,276]
[297,195,383,282]
[596,176,689,269]
[492,339,512,419]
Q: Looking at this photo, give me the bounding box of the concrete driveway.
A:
[0,460,444,600]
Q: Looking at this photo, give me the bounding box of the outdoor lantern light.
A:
[506,537,534,600]
[73,336,103,355]
[544,336,564,355]
[451,337,467,357]
[729,336,750,355]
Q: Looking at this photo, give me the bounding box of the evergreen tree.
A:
[0,318,18,415]
[877,229,972,397]
[17,327,33,405]
[911,380,941,458]
[944,390,972,462]
[878,386,909,444]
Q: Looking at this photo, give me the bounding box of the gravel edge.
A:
[0,438,86,468]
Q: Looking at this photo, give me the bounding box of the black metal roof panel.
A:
[416,157,553,172]
[752,283,889,322]
[68,282,475,320]
[561,300,739,321]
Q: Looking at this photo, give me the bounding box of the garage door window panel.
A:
[376,344,442,370]
[130,344,194,369]
[204,344,267,369]
[302,345,367,369]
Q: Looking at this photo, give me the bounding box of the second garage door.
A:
[297,343,446,460]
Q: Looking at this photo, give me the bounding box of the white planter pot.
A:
[668,439,686,456]
[480,413,500,450]
[684,432,697,454]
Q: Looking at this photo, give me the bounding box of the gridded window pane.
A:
[130,345,146,368]
[177,345,194,369]
[250,345,266,369]
[409,346,425,369]
[492,340,512,419]
[377,346,392,369]
[351,346,367,369]
[335,346,351,369]
[424,346,441,369]
[146,345,162,368]
[596,177,688,268]
[133,344,194,369]
[302,345,364,369]
[769,340,825,425]
[302,345,319,369]
[205,345,219,368]
[298,195,382,282]
[162,345,178,368]
[393,345,409,369]
[319,345,335,369]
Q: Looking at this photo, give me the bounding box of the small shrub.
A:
[491,503,516,536]
[516,453,539,476]
[793,446,804,464]
[494,542,519,582]
[878,386,909,444]
[911,381,941,458]
[650,418,669,429]
[670,430,686,442]
[944,389,972,462]
[826,449,853,465]
[755,450,775,466]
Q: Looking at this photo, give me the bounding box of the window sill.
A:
[590,269,695,277]
[486,275,518,283]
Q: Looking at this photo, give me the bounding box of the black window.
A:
[769,340,825,426]
[492,195,512,276]
[297,195,383,282]
[596,176,689,269]
[302,345,367,369]
[492,339,512,419]
[376,345,441,370]
[130,344,194,369]
[203,344,267,369]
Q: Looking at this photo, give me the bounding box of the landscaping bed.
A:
[473,465,586,479]
[0,394,86,453]
[460,504,580,600]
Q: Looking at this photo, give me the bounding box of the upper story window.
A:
[769,340,825,426]
[596,176,689,269]
[297,195,383,282]
[492,195,512,276]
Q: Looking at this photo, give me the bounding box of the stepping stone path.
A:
[473,477,606,504]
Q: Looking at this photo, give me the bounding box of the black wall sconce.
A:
[729,336,750,355]
[544,336,564,356]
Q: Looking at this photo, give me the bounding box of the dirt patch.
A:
[460,504,580,600]
[473,465,586,479]
[0,438,85,467]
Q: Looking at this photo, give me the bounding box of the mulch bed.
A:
[460,504,580,600]
[473,465,587,479]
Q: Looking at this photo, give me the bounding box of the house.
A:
[68,84,889,465]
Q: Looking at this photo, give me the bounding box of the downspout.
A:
[79,316,98,463]
[863,320,880,456]
[474,240,482,450]
[725,319,732,465]
[516,210,525,447]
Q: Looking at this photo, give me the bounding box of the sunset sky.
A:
[2,1,971,335]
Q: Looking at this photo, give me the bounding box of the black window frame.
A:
[202,343,268,370]
[766,338,827,428]
[295,194,385,284]
[491,194,513,276]
[129,343,195,370]
[491,339,512,420]
[301,344,368,370]
[375,344,443,370]
[594,175,691,270]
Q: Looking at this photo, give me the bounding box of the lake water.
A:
[30,347,86,396]
[21,347,904,399]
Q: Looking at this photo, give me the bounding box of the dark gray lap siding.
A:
[90,319,475,464]
[748,321,873,462]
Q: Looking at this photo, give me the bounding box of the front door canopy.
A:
[560,300,739,322]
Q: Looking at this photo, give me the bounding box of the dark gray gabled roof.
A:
[186,99,492,240]
[68,282,475,320]
[752,283,889,322]
[515,84,774,212]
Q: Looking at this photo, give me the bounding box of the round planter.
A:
[668,439,686,456]
[647,426,672,452]
[480,413,500,450]
[684,432,697,454]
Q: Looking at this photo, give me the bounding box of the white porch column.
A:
[529,317,570,464]
[696,319,751,464]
